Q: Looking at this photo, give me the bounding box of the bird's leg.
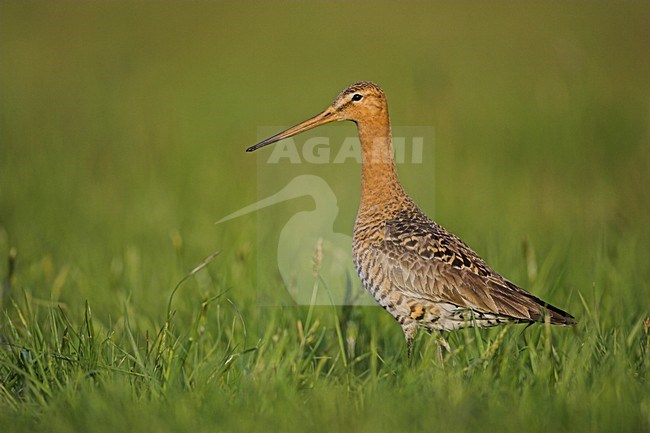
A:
[435,331,450,367]
[407,337,413,359]
[402,321,417,359]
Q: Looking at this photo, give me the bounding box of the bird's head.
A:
[246,81,386,152]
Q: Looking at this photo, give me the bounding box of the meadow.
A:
[1,2,649,432]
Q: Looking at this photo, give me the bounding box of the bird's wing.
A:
[377,218,573,323]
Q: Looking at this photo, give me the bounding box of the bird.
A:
[246,81,576,356]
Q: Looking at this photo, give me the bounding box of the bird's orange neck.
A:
[357,114,407,210]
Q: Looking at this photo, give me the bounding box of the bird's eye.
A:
[352,93,363,102]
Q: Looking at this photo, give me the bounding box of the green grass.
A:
[1,2,649,432]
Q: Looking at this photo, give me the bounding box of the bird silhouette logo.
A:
[217,174,376,306]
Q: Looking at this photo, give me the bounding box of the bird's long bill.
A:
[246,108,338,152]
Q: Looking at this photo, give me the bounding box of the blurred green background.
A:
[1,2,649,432]
[2,1,647,304]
